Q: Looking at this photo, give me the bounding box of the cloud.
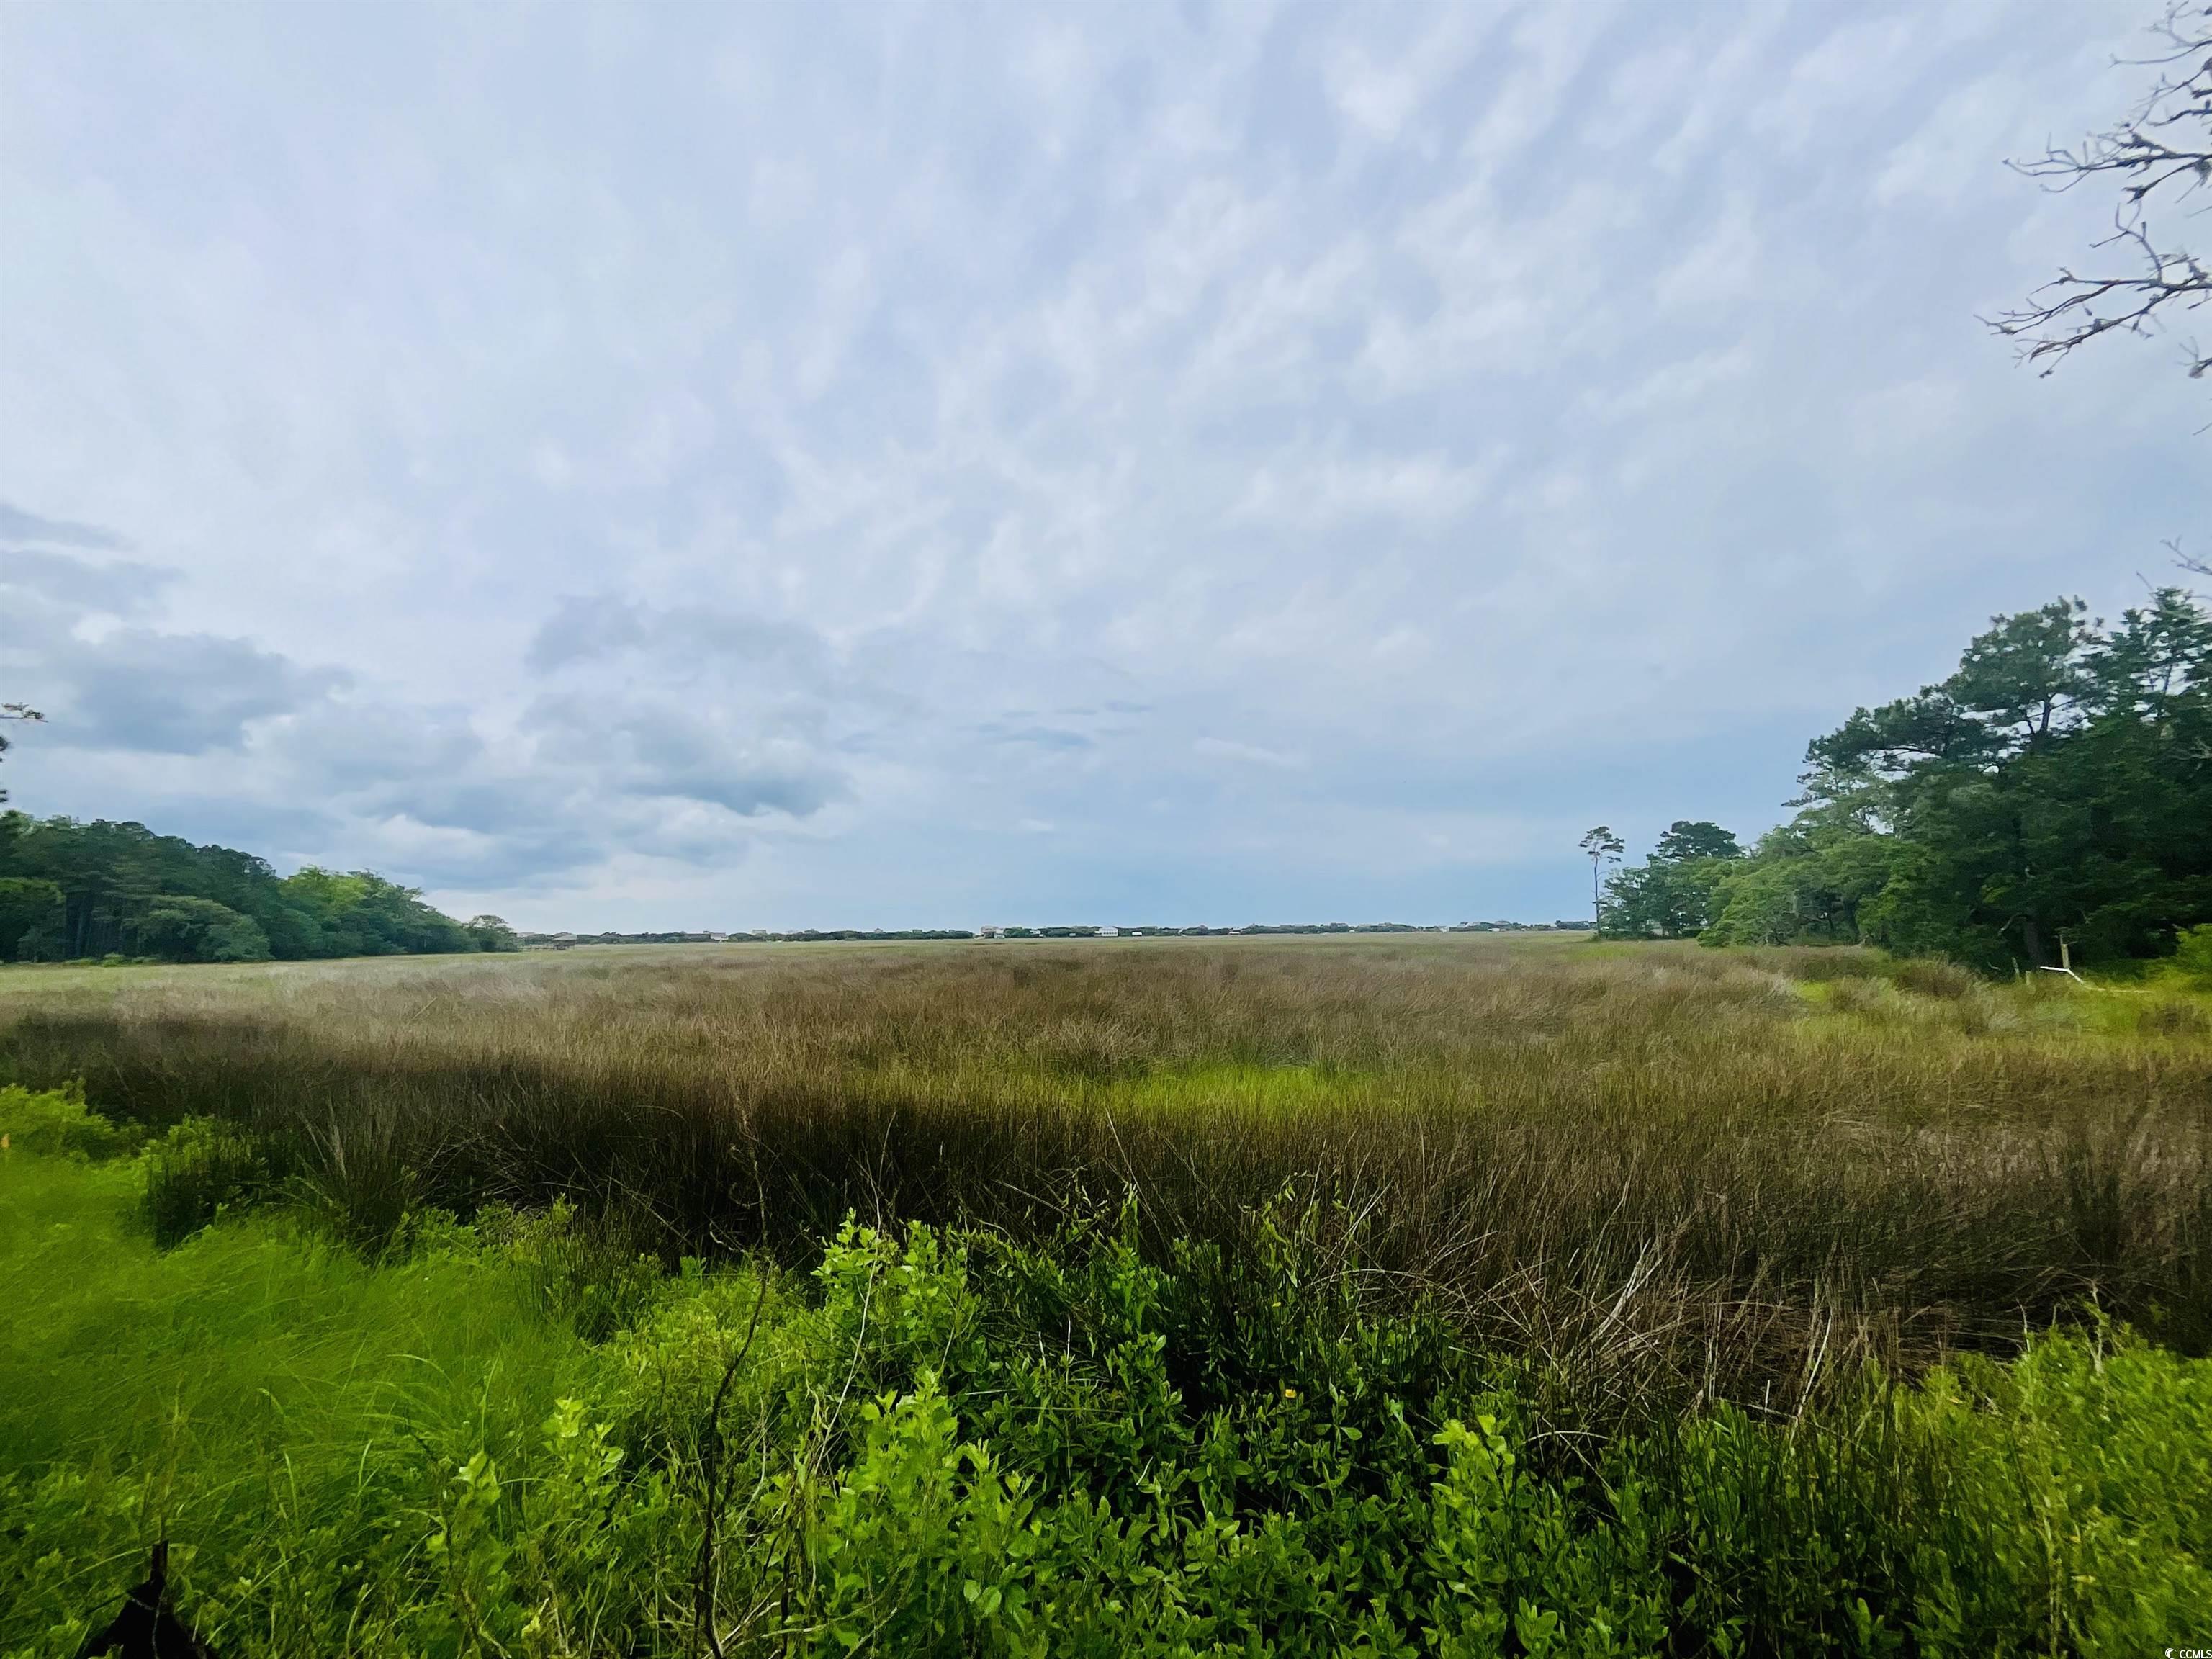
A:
[4,548,344,754]
[522,595,872,817]
[1,559,852,887]
[1194,736,1304,770]
[1583,345,1754,423]
[525,595,832,681]
[976,722,1093,751]
[0,2,2195,928]
[520,691,850,819]
[1650,199,1763,313]
[1321,8,1502,143]
[58,628,346,755]
[0,500,132,551]
[1873,76,2020,207]
[0,546,174,615]
[1233,449,1495,530]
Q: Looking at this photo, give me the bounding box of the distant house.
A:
[978,925,1004,939]
[1099,925,1118,938]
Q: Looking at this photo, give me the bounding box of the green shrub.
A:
[2138,996,2211,1038]
[6,1139,2212,1658]
[0,1082,142,1161]
[1893,1326,2212,1650]
[2171,923,2212,988]
[489,1198,670,1341]
[1887,956,1977,999]
[143,1116,269,1245]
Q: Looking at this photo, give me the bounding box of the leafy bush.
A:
[4,1115,2211,1658]
[488,1199,671,1340]
[1892,1328,2212,1650]
[2171,923,2212,988]
[0,1081,141,1161]
[143,1116,269,1245]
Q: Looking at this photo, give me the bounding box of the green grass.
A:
[0,1097,592,1653]
[5,1084,2212,1656]
[5,934,2210,1410]
[4,938,2211,1651]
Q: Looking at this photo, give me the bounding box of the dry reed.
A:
[2,934,2206,1416]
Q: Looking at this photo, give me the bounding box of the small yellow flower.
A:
[1282,1387,1297,1398]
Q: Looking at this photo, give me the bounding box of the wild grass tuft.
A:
[4,935,2208,1416]
[4,1108,2208,1657]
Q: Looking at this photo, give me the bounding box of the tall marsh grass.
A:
[6,1102,2208,1656]
[3,935,2208,1414]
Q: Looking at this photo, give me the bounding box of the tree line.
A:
[1578,0,2212,979]
[8,585,2203,974]
[0,812,518,964]
[1592,587,2212,972]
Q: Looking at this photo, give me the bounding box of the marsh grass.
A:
[6,1116,2208,1657]
[3,935,2208,1416]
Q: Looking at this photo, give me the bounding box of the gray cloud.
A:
[0,500,132,551]
[264,701,493,799]
[0,546,174,616]
[4,548,344,754]
[62,628,346,755]
[526,595,834,680]
[976,723,1093,750]
[617,717,845,817]
[520,677,853,823]
[2,4,2203,927]
[520,599,648,671]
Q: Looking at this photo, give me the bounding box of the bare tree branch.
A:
[1987,2,2212,381]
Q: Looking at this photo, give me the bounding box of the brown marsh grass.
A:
[3,932,2208,1418]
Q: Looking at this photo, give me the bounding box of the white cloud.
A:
[1233,449,1494,530]
[1194,737,1305,770]
[1,0,2200,928]
[1874,76,2019,207]
[1323,7,1501,143]
[1584,345,1755,422]
[1748,15,1921,153]
[1651,199,1763,314]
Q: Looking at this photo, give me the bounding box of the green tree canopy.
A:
[1653,821,1743,863]
[1599,822,1745,940]
[464,914,523,952]
[0,813,504,965]
[1703,590,2212,969]
[135,896,272,963]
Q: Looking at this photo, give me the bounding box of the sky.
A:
[1,2,2206,932]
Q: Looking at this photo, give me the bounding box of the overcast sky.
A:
[1,2,2205,930]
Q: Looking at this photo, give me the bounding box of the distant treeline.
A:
[522,929,979,948]
[0,805,1598,966]
[1100,922,1591,937]
[0,813,517,964]
[1600,588,2212,972]
[523,920,1593,948]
